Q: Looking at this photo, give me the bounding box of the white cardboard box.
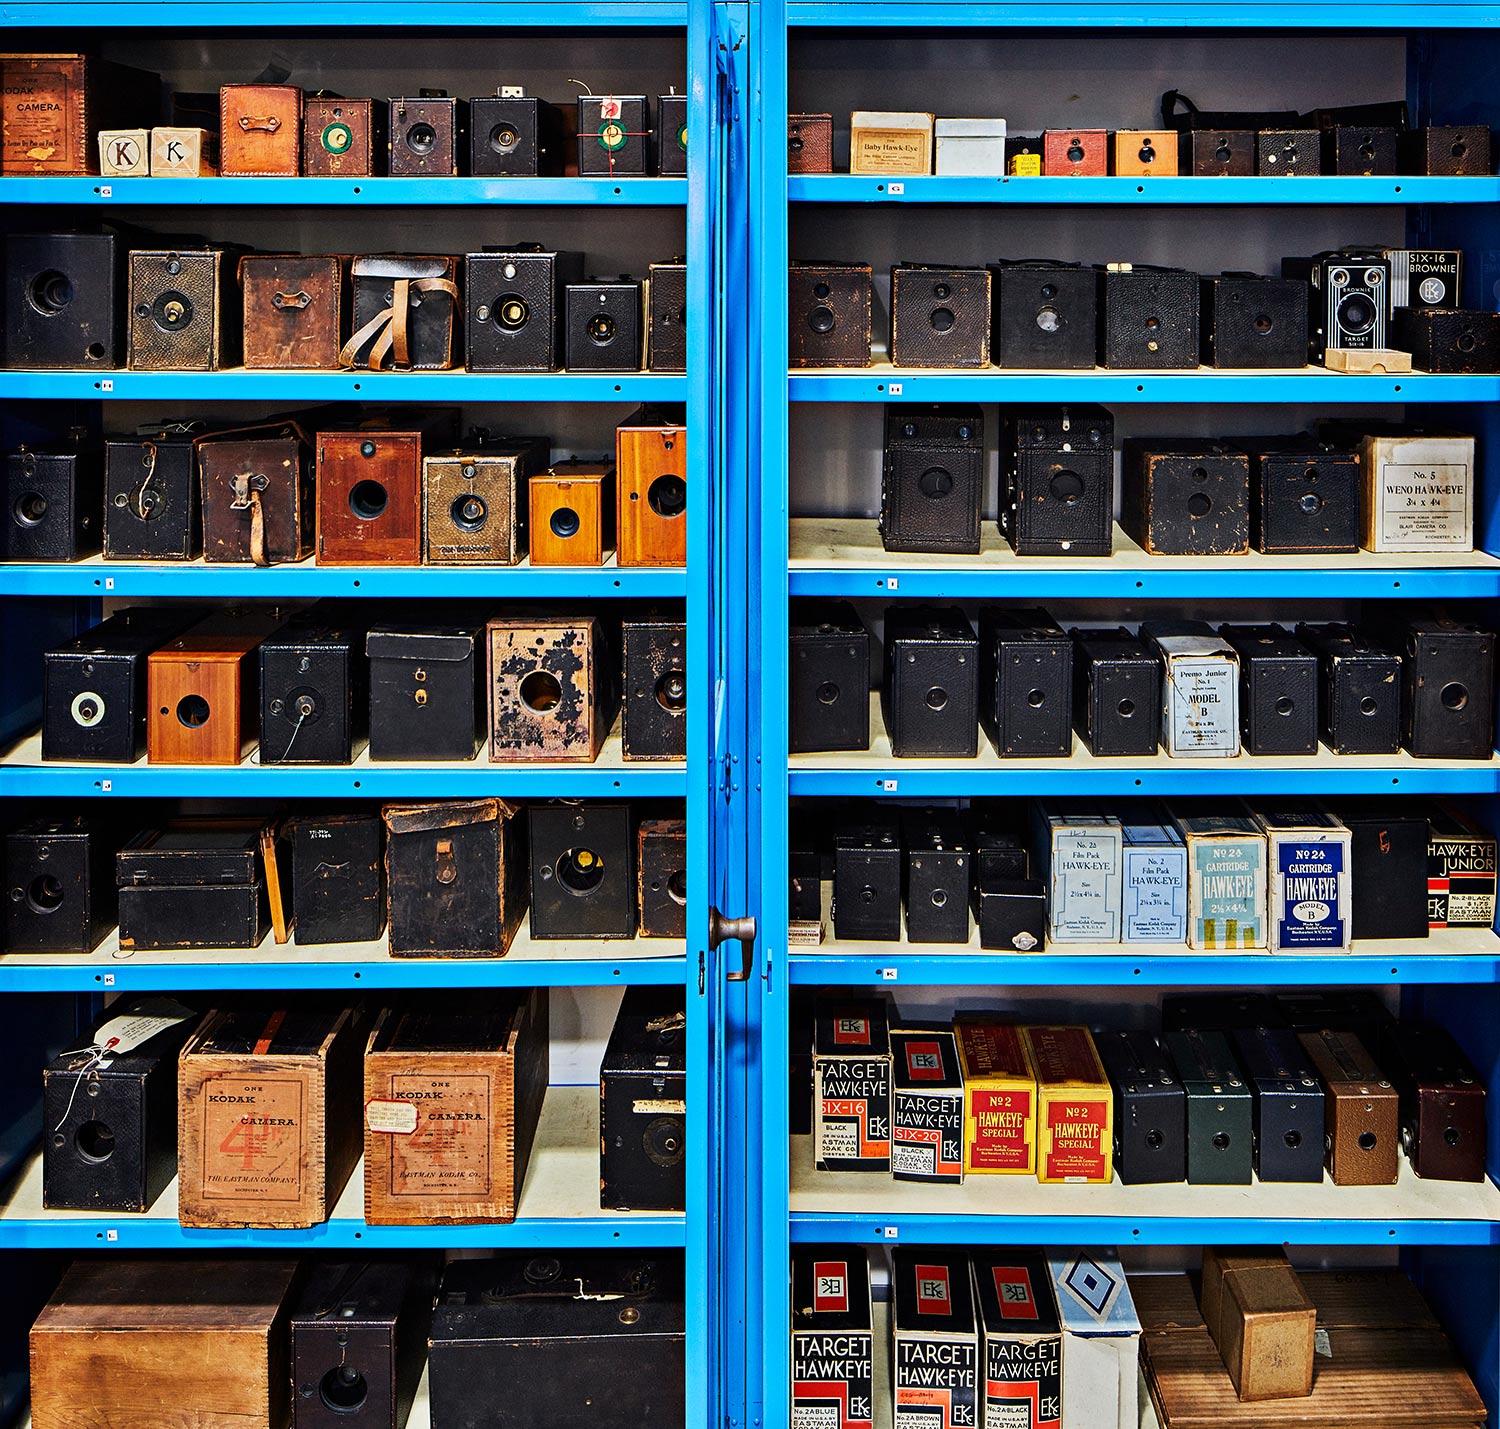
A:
[1033,808,1123,942]
[935,117,1007,175]
[1047,1249,1142,1429]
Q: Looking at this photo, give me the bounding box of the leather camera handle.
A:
[339,275,459,371]
[239,114,283,132]
[272,290,312,310]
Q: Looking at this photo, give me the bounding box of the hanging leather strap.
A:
[229,471,270,566]
[130,442,160,521]
[339,275,459,371]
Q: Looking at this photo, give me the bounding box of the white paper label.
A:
[92,1001,195,1057]
[632,1098,687,1115]
[1165,658,1238,756]
[365,1099,419,1134]
[1376,461,1471,551]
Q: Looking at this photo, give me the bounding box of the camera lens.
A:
[405,122,437,154]
[550,506,581,538]
[1035,305,1060,332]
[1252,312,1274,334]
[656,670,687,712]
[648,474,687,517]
[1300,492,1324,514]
[27,874,63,913]
[496,295,529,330]
[520,670,563,713]
[929,306,955,332]
[451,494,488,532]
[152,290,193,331]
[1049,469,1084,505]
[348,480,389,521]
[816,681,840,706]
[28,269,73,315]
[1339,291,1378,337]
[808,305,835,334]
[176,694,211,729]
[489,124,520,154]
[918,466,954,498]
[1187,492,1212,517]
[13,492,47,525]
[320,1368,368,1413]
[1067,140,1084,162]
[587,313,617,344]
[556,846,605,894]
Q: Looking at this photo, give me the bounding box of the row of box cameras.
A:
[808,995,1482,1186]
[0,409,686,567]
[32,603,683,767]
[37,987,684,1223]
[1,53,689,178]
[875,414,1475,560]
[806,799,1493,952]
[27,1249,686,1429]
[792,104,1489,178]
[5,233,685,374]
[793,251,1488,373]
[793,606,1496,762]
[792,1248,1481,1429]
[3,801,683,955]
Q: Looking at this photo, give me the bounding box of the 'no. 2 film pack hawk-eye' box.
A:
[1031,808,1123,943]
[1121,816,1187,943]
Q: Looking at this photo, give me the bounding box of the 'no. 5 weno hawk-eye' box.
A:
[1021,1025,1113,1184]
[813,999,891,1171]
[954,1019,1037,1174]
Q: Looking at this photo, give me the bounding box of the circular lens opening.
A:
[656,670,687,712]
[1276,696,1295,716]
[1146,1129,1164,1149]
[1339,291,1378,336]
[75,1120,115,1163]
[1445,1126,1462,1147]
[450,494,487,532]
[1360,696,1379,716]
[152,290,193,331]
[1358,1131,1378,1151]
[1452,139,1468,159]
[667,868,688,905]
[930,888,948,908]
[556,847,605,894]
[1252,312,1274,334]
[14,491,48,526]
[489,123,520,153]
[929,307,955,333]
[26,874,63,914]
[1067,140,1085,162]
[1284,1130,1302,1149]
[1458,331,1477,354]
[1300,492,1324,514]
[587,313,617,344]
[348,480,388,521]
[1027,689,1045,708]
[320,1367,368,1413]
[1050,469,1084,504]
[549,506,581,539]
[1441,682,1469,711]
[519,670,562,713]
[1035,305,1061,333]
[28,269,73,315]
[816,680,840,706]
[71,692,104,728]
[648,474,687,517]
[1187,492,1212,517]
[808,305,835,335]
[1212,1132,1231,1151]
[176,694,210,729]
[1215,142,1231,163]
[918,467,954,499]
[405,122,437,154]
[1118,698,1135,718]
[496,295,529,330]
[925,686,949,711]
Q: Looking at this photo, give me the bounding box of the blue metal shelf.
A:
[0,559,686,599]
[0,1,687,25]
[785,3,1500,28]
[789,175,1500,205]
[788,367,1499,403]
[0,371,686,403]
[0,176,687,207]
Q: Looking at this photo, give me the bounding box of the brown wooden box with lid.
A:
[29,1256,301,1429]
[220,82,303,175]
[528,461,615,566]
[196,418,316,566]
[239,254,349,370]
[487,612,618,762]
[304,95,383,176]
[0,53,160,175]
[1201,1248,1315,1402]
[616,406,687,567]
[1298,1026,1401,1186]
[146,607,287,764]
[178,1004,364,1229]
[363,989,549,1225]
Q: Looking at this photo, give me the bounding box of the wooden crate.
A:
[363,989,548,1224]
[30,1256,299,1429]
[178,1005,364,1229]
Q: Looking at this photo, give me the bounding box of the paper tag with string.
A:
[600,96,622,120]
[89,999,196,1058]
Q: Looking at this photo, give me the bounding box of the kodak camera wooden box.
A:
[791,1249,874,1429]
[29,1257,300,1429]
[813,998,891,1170]
[304,96,383,176]
[973,1250,1062,1429]
[178,1004,365,1228]
[197,418,316,566]
[3,815,116,954]
[1201,1248,1315,1401]
[363,990,548,1224]
[427,1254,685,1429]
[0,53,160,174]
[891,1250,979,1429]
[617,404,687,567]
[383,799,527,957]
[955,1019,1036,1174]
[890,1025,964,1183]
[316,423,441,567]
[1022,1024,1112,1183]
[529,461,615,566]
[147,607,285,765]
[424,436,549,566]
[487,612,618,762]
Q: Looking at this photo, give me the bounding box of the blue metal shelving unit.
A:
[0,3,723,1428]
[750,5,1500,1429]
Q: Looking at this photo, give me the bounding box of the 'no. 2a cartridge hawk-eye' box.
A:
[814,1000,892,1171]
[792,1247,875,1429]
[1251,803,1352,952]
